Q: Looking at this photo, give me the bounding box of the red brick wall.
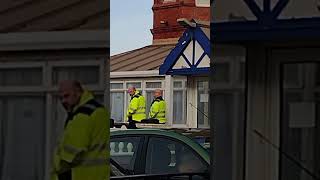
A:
[151,0,209,42]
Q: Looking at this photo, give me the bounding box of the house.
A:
[211,0,320,180]
[110,0,210,128]
[0,1,108,179]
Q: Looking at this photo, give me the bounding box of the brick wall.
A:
[151,0,209,43]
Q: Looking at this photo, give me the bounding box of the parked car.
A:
[110,129,210,179]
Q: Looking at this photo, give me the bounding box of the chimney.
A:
[151,0,210,45]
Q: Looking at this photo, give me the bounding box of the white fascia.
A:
[110,70,164,78]
[0,30,109,51]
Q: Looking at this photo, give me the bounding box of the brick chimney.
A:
[151,0,210,45]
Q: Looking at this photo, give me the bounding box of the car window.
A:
[145,136,208,175]
[110,136,141,174]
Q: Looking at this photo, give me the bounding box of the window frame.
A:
[196,78,210,128]
[195,0,210,7]
[0,62,46,92]
[143,135,209,175]
[110,79,165,122]
[48,59,105,91]
[110,81,126,121]
[110,135,146,175]
[144,80,165,116]
[172,79,187,127]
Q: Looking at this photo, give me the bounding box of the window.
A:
[212,45,246,180]
[0,67,43,86]
[145,82,162,116]
[213,62,230,83]
[0,57,106,180]
[196,0,210,7]
[111,83,123,89]
[110,137,142,174]
[111,82,125,122]
[145,137,208,174]
[126,82,141,89]
[197,80,209,128]
[173,80,187,125]
[280,63,320,180]
[110,92,124,122]
[0,96,46,179]
[52,66,100,85]
[110,80,164,122]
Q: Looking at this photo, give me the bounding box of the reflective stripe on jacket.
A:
[52,90,109,180]
[127,90,146,122]
[148,97,167,123]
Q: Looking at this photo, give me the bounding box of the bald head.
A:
[127,86,136,96]
[58,80,83,112]
[58,80,83,92]
[153,89,162,98]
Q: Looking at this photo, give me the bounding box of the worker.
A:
[51,80,109,180]
[126,86,146,129]
[147,89,166,124]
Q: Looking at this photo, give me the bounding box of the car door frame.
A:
[110,134,146,175]
[141,134,210,175]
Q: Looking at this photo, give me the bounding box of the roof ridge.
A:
[111,44,166,58]
[113,46,172,71]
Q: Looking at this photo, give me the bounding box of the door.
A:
[272,49,320,180]
[246,47,320,180]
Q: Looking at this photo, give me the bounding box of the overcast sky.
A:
[110,0,153,56]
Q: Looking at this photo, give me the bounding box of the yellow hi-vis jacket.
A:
[148,96,167,123]
[127,90,146,122]
[51,90,109,180]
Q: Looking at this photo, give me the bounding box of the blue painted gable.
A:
[159,26,210,75]
[212,0,320,43]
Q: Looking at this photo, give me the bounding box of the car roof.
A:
[110,128,210,164]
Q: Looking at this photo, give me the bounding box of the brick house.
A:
[110,0,210,128]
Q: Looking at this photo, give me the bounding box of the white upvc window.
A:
[0,58,106,180]
[145,81,164,116]
[195,0,210,7]
[110,79,165,122]
[0,62,46,92]
[48,60,105,91]
[110,82,125,122]
[163,0,176,2]
[172,80,187,126]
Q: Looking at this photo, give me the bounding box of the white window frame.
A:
[144,80,165,117]
[195,77,210,128]
[48,59,105,91]
[0,62,47,93]
[195,0,210,7]
[212,58,233,89]
[124,81,143,121]
[163,0,176,3]
[110,81,126,121]
[110,79,166,122]
[172,78,188,128]
[0,56,106,180]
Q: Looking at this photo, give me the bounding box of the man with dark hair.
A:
[51,80,109,180]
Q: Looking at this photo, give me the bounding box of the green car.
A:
[110,128,210,179]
